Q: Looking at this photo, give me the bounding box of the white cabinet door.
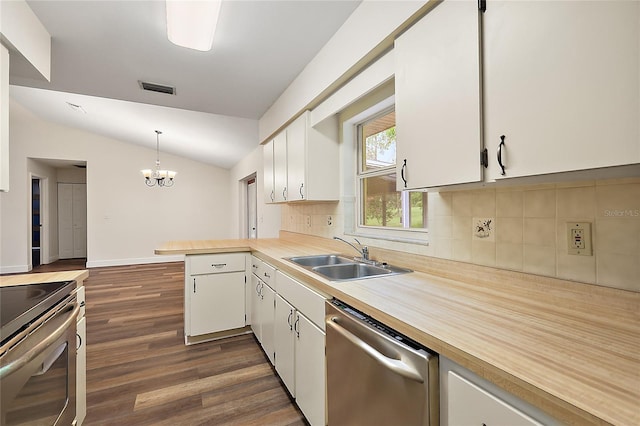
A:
[484,0,640,180]
[286,113,307,202]
[295,313,326,426]
[0,45,9,192]
[76,315,87,426]
[273,131,288,202]
[260,282,276,365]
[274,294,296,396]
[395,0,482,189]
[189,272,246,336]
[263,139,275,204]
[250,274,262,341]
[448,371,542,426]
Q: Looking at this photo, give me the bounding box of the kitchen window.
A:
[354,107,428,241]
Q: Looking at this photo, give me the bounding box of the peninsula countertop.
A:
[0,269,89,287]
[156,233,639,426]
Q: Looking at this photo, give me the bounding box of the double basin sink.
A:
[286,254,411,282]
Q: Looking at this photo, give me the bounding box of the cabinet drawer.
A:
[256,259,276,287]
[189,253,246,275]
[276,271,328,330]
[448,371,542,426]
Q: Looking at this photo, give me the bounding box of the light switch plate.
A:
[567,222,592,256]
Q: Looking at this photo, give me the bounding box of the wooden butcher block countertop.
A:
[157,232,639,426]
[0,269,89,287]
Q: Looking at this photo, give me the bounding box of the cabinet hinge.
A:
[478,0,486,12]
[480,148,488,168]
[244,275,247,283]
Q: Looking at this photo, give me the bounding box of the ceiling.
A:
[9,0,361,169]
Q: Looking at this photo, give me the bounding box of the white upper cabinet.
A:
[263,139,275,203]
[285,111,339,202]
[395,0,482,190]
[484,0,640,180]
[264,111,339,203]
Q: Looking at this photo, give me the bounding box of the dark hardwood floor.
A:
[37,260,306,425]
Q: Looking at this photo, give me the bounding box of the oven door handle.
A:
[327,316,424,383]
[0,301,80,379]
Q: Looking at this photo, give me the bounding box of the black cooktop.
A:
[1,280,75,344]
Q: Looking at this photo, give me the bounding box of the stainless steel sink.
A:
[287,254,353,268]
[285,254,411,281]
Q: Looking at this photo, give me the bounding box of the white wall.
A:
[1,98,235,272]
[258,0,429,142]
[229,144,281,239]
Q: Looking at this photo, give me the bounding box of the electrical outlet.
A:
[567,222,592,256]
[327,215,333,226]
[305,215,311,228]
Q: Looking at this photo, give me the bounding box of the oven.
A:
[1,281,79,425]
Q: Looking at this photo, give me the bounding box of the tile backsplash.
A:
[281,177,640,292]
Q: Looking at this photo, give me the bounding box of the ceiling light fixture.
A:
[166,0,222,52]
[141,130,177,187]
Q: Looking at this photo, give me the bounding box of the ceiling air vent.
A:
[139,81,176,95]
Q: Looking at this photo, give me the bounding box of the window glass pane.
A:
[362,173,403,227]
[409,192,427,229]
[362,111,396,172]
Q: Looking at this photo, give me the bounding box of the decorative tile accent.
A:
[473,217,495,241]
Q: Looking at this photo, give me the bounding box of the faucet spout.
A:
[333,236,369,260]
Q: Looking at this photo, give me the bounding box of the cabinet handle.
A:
[401,159,407,188]
[299,183,304,199]
[294,315,300,338]
[193,278,196,293]
[211,263,226,268]
[287,309,293,330]
[255,281,261,296]
[282,187,287,200]
[76,333,82,350]
[270,190,274,202]
[497,135,506,176]
[260,282,264,300]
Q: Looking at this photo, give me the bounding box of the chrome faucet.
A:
[333,236,369,261]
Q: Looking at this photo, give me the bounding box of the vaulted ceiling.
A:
[10,1,361,168]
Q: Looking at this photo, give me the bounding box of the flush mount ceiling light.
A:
[141,130,177,187]
[166,0,222,52]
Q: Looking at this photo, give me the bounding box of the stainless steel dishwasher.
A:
[325,299,438,426]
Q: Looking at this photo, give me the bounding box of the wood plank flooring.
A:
[74,262,306,425]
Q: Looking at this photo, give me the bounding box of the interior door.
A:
[247,178,257,238]
[58,183,74,259]
[72,184,87,258]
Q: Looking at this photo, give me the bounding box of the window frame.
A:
[352,104,429,243]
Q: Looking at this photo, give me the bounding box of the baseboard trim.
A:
[86,255,184,268]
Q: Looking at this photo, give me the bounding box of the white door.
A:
[273,131,288,202]
[286,114,306,201]
[484,0,640,180]
[395,0,482,189]
[189,272,246,336]
[58,183,74,259]
[247,178,257,238]
[72,184,87,258]
[295,313,326,426]
[260,283,276,365]
[274,294,296,396]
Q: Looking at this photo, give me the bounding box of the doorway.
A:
[31,178,42,267]
[246,176,257,239]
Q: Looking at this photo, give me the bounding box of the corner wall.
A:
[1,98,236,272]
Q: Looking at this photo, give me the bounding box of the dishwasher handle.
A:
[327,316,424,383]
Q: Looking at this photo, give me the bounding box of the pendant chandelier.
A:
[141,130,177,187]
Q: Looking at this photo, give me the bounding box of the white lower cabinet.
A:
[292,312,325,426]
[274,270,327,426]
[441,356,559,426]
[250,260,276,365]
[185,253,248,342]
